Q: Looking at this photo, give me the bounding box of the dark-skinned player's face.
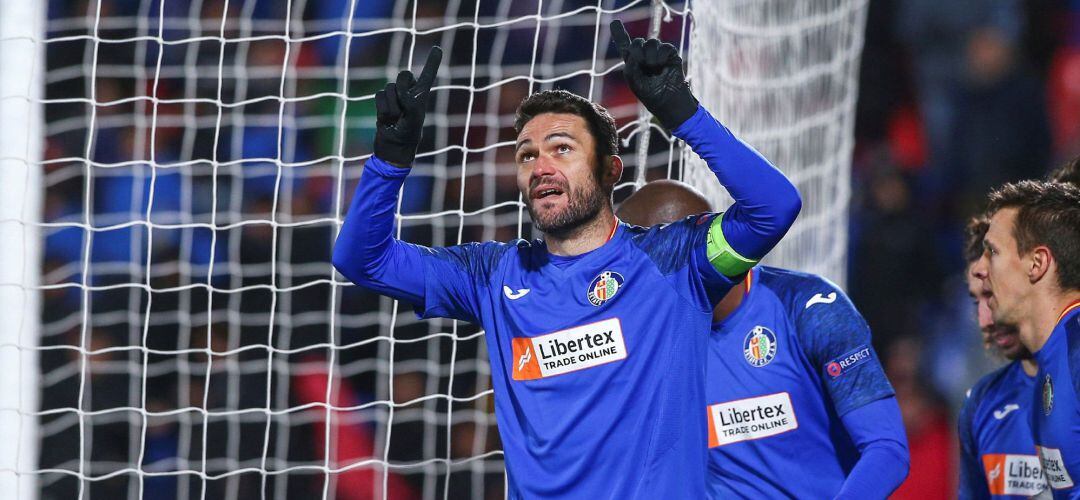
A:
[515,113,607,236]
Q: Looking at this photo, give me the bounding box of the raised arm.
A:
[611,21,801,276]
[332,48,442,305]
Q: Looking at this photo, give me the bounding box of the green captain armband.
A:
[706,214,758,277]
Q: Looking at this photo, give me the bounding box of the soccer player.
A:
[958,216,1046,499]
[616,180,908,499]
[331,21,802,498]
[972,180,1080,497]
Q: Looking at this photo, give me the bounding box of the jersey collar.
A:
[606,215,620,242]
[541,217,625,273]
[712,267,758,329]
[1057,298,1080,324]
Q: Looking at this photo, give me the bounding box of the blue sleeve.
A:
[834,397,909,499]
[414,242,507,323]
[332,155,426,305]
[957,390,992,500]
[332,156,503,323]
[630,214,738,311]
[793,278,895,416]
[672,105,801,261]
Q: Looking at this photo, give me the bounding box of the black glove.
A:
[374,47,443,167]
[610,20,698,131]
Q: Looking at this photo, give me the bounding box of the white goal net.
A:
[685,0,868,286]
[0,0,866,499]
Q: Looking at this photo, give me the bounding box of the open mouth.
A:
[531,186,564,200]
[990,328,1018,349]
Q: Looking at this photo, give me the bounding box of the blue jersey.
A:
[418,217,733,498]
[958,361,1045,499]
[704,266,895,498]
[1031,302,1080,498]
[333,104,800,499]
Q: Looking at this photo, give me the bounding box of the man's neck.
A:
[712,277,747,323]
[1020,358,1038,377]
[1019,289,1080,353]
[544,207,617,257]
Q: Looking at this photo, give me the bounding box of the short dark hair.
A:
[514,89,619,165]
[985,180,1080,291]
[964,216,990,264]
[1048,155,1080,187]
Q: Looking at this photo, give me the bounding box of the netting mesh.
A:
[685,0,868,286]
[0,0,867,498]
[23,1,689,499]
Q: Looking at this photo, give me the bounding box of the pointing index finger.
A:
[414,46,443,93]
[610,20,631,53]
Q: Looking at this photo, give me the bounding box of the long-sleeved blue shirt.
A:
[332,105,800,499]
[958,360,1044,499]
[1031,301,1080,498]
[704,266,908,499]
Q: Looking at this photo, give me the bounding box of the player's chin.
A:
[532,207,589,235]
[528,199,566,221]
[532,213,568,233]
[991,329,1025,359]
[1001,343,1030,360]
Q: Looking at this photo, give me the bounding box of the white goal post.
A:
[2,1,867,499]
[0,0,45,498]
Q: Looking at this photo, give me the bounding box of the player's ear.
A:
[1027,245,1053,285]
[603,155,623,188]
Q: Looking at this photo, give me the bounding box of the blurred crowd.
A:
[33,0,1080,498]
[852,0,1080,496]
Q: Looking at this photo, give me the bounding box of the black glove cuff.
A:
[373,134,416,167]
[653,85,699,131]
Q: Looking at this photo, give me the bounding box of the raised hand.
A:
[610,20,698,131]
[374,47,443,167]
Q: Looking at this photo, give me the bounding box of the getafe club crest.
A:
[1043,374,1054,416]
[587,271,624,306]
[743,325,778,367]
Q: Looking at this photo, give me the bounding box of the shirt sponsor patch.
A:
[707,392,798,447]
[981,454,1045,496]
[511,318,627,381]
[825,344,873,379]
[1037,446,1075,490]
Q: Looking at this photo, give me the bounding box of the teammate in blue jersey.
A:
[958,216,1046,499]
[616,180,908,499]
[331,21,801,498]
[972,180,1080,497]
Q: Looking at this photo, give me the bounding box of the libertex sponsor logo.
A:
[1037,446,1075,490]
[707,392,798,447]
[981,454,1045,496]
[511,318,626,381]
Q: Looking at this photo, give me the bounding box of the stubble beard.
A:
[528,178,608,238]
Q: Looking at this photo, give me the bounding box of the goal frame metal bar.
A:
[0,0,45,498]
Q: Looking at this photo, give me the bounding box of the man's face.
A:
[515,113,608,236]
[966,263,1027,360]
[972,208,1031,327]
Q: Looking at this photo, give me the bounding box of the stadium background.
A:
[7,0,1080,498]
